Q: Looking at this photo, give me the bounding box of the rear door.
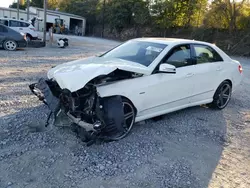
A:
[9,20,21,33]
[189,44,225,104]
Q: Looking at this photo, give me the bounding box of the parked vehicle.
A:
[29,38,243,143]
[0,24,27,51]
[0,17,38,41]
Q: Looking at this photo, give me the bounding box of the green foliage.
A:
[30,0,43,8]
[59,0,99,26]
[57,0,250,34]
[9,2,27,10]
[104,0,151,32]
[48,0,60,9]
[151,0,208,29]
[203,0,250,31]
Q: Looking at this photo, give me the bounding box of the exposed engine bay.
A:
[29,69,141,145]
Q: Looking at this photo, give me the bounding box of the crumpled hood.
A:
[47,56,149,92]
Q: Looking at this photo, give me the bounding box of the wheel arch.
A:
[213,79,233,98]
[120,95,137,115]
[26,33,32,37]
[224,79,232,88]
[101,94,138,115]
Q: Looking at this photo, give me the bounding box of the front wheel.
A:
[209,81,232,109]
[109,98,136,141]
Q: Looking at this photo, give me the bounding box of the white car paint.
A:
[47,56,150,92]
[0,17,38,39]
[48,38,243,122]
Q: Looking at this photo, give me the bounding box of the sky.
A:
[0,0,14,8]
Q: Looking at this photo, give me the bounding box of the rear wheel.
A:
[209,81,232,109]
[3,40,17,51]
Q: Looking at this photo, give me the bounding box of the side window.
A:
[0,25,8,33]
[194,45,223,64]
[163,45,192,68]
[0,20,8,26]
[20,22,30,27]
[9,20,20,27]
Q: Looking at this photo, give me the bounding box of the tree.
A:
[59,0,99,34]
[9,3,27,10]
[203,0,249,32]
[102,0,150,33]
[9,0,27,10]
[48,0,60,9]
[30,0,43,8]
[150,0,207,31]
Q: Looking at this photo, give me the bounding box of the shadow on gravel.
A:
[0,104,227,188]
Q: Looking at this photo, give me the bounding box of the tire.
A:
[209,81,232,109]
[3,40,17,51]
[109,97,136,141]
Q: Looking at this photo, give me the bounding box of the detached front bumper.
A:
[29,78,60,114]
[29,78,98,131]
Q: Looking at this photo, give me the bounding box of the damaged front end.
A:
[29,72,136,145]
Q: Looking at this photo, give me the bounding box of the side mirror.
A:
[159,63,176,74]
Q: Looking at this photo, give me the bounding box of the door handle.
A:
[186,73,194,77]
[19,28,23,30]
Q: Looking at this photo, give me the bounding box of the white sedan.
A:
[30,38,243,141]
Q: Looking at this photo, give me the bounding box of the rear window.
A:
[0,20,8,26]
[0,25,8,32]
[20,22,30,27]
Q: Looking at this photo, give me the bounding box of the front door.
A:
[138,44,196,117]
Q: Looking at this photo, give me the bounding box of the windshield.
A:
[101,40,167,66]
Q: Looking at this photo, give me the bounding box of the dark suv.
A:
[0,24,27,51]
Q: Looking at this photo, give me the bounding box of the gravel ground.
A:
[0,36,250,188]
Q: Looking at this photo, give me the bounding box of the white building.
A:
[0,6,86,35]
[0,7,36,20]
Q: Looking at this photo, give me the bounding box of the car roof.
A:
[133,37,215,46]
[0,23,21,33]
[0,17,30,24]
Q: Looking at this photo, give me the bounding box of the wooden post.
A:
[17,0,20,20]
[101,0,106,38]
[27,0,30,21]
[49,27,53,47]
[43,0,47,43]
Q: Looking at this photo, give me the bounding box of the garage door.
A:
[47,14,59,23]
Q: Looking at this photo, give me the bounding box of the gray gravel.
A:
[0,35,250,188]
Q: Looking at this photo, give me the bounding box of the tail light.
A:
[30,28,35,31]
[238,65,243,74]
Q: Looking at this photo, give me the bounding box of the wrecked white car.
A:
[29,38,242,144]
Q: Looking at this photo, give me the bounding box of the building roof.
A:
[30,6,85,20]
[0,6,36,15]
